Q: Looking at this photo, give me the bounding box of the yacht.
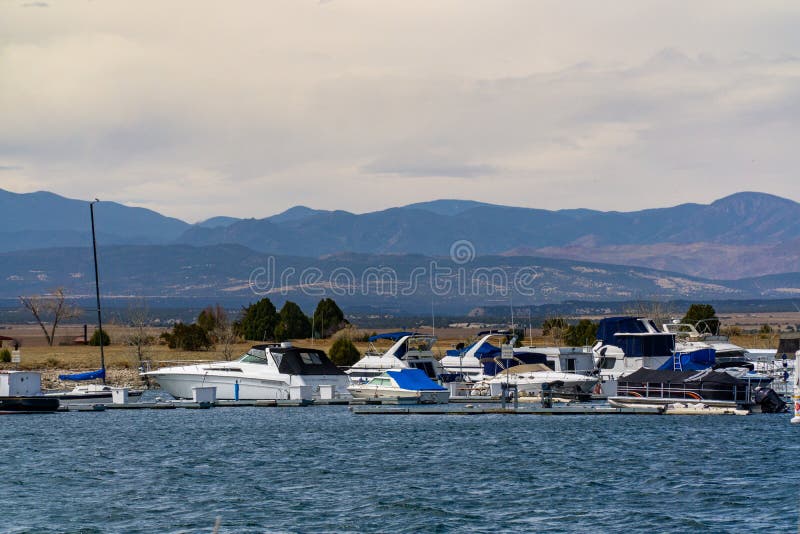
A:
[347,368,449,404]
[144,342,351,400]
[346,332,442,381]
[477,363,599,397]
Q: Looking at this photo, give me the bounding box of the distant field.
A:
[1,311,796,374]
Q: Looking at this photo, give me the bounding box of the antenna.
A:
[431,300,435,337]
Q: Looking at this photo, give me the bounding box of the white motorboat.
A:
[44,383,143,404]
[439,330,526,381]
[347,368,449,404]
[144,342,351,400]
[346,332,442,381]
[474,363,599,397]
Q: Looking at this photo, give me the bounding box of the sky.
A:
[1,1,799,222]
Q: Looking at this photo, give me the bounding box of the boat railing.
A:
[141,359,219,372]
[618,382,748,403]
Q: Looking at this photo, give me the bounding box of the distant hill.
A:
[0,189,190,250]
[195,216,241,228]
[172,192,800,279]
[3,189,800,280]
[1,244,798,314]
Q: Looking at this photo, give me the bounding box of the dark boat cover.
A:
[620,368,742,385]
[265,347,346,376]
[58,368,105,381]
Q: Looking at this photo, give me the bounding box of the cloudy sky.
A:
[1,1,799,222]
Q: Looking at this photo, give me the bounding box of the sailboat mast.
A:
[90,199,106,383]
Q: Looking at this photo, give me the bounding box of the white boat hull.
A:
[149,368,351,400]
[347,384,450,404]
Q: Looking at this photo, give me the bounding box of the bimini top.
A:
[368,332,416,342]
[386,368,446,391]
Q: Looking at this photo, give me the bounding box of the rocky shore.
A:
[40,368,148,391]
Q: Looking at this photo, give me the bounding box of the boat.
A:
[144,342,352,400]
[45,201,142,404]
[608,367,787,413]
[347,368,449,403]
[346,332,442,381]
[477,363,599,398]
[439,330,544,381]
[0,370,59,414]
[0,396,60,414]
[593,317,716,376]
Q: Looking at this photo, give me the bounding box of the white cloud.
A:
[1,1,799,221]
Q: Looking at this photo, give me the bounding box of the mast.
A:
[90,199,106,383]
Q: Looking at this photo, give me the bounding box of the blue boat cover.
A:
[445,340,502,358]
[368,332,416,342]
[386,369,446,391]
[596,317,674,357]
[58,368,105,381]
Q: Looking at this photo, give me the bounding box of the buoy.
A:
[791,351,800,424]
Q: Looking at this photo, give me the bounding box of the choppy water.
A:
[1,398,798,533]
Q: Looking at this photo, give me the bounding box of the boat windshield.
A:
[239,348,270,364]
[368,376,393,386]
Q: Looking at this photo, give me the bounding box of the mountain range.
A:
[1,188,799,283]
[1,244,798,314]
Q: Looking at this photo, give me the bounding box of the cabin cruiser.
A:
[475,363,599,398]
[440,330,544,381]
[662,321,748,364]
[348,368,449,404]
[593,317,715,377]
[346,332,442,381]
[144,342,351,400]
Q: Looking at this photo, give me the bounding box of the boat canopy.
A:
[597,317,674,357]
[386,368,446,391]
[368,332,416,342]
[58,368,105,381]
[268,347,346,376]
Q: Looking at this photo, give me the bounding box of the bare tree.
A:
[19,287,82,346]
[212,307,238,361]
[125,301,154,370]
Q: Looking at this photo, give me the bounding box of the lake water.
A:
[1,401,798,533]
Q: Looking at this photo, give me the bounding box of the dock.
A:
[350,404,665,415]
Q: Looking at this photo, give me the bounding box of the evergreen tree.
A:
[236,298,279,341]
[328,337,360,366]
[274,301,312,341]
[564,320,598,346]
[681,304,719,335]
[312,298,348,338]
[89,328,111,347]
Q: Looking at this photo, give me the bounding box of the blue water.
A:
[1,402,798,533]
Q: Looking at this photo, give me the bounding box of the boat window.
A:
[600,357,617,369]
[300,352,323,365]
[240,349,269,364]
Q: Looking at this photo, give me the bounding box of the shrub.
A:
[89,329,111,346]
[328,337,360,366]
[0,348,10,363]
[161,323,213,351]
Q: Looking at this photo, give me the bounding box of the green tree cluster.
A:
[235,297,347,342]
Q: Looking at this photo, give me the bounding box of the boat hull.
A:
[150,371,351,400]
[347,385,450,404]
[0,396,60,414]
